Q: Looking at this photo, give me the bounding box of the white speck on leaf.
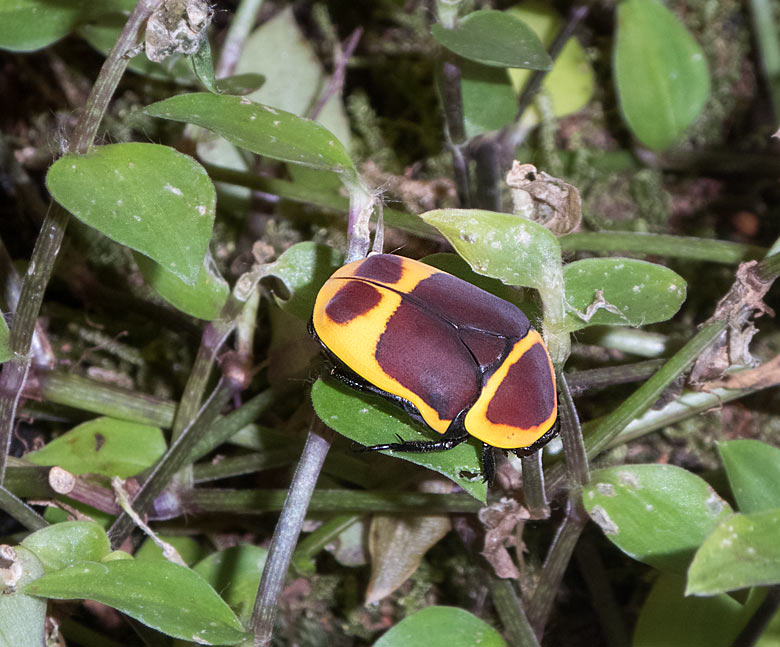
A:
[590,505,619,535]
[263,105,279,115]
[240,96,252,105]
[617,471,640,489]
[163,183,183,196]
[705,490,727,517]
[596,483,616,497]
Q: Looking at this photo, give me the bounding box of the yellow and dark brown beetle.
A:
[309,253,558,482]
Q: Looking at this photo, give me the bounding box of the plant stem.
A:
[748,0,780,120]
[526,496,588,637]
[250,419,334,646]
[290,514,360,575]
[108,376,240,547]
[574,540,629,647]
[733,585,780,647]
[610,385,761,448]
[582,322,724,460]
[437,58,471,206]
[512,5,589,124]
[521,452,548,518]
[34,371,176,428]
[185,488,483,515]
[215,0,265,78]
[0,485,46,530]
[565,359,666,397]
[560,231,765,264]
[490,578,541,647]
[558,374,588,487]
[0,0,162,495]
[544,322,724,494]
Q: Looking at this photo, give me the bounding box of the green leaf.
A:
[136,536,204,566]
[615,0,710,150]
[0,316,11,363]
[136,250,229,321]
[373,606,506,647]
[431,10,551,69]
[311,379,487,503]
[21,522,110,572]
[420,209,562,291]
[561,258,687,332]
[144,93,355,174]
[25,417,166,478]
[23,559,248,645]
[506,0,595,124]
[262,242,343,320]
[634,573,768,647]
[0,0,133,52]
[719,440,780,514]
[46,143,216,285]
[188,36,220,93]
[460,60,517,138]
[193,545,268,622]
[234,6,351,145]
[687,509,780,595]
[0,546,46,647]
[582,464,733,574]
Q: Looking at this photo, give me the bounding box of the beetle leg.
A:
[481,444,496,484]
[355,423,470,454]
[511,416,561,458]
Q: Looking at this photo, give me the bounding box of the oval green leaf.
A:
[507,0,595,124]
[562,258,687,331]
[718,440,780,514]
[373,606,506,647]
[262,242,343,320]
[21,521,110,572]
[634,574,768,647]
[0,546,46,647]
[615,0,710,150]
[687,509,780,595]
[23,559,248,645]
[582,464,733,574]
[144,93,355,173]
[0,0,132,52]
[136,249,229,321]
[25,417,166,478]
[46,143,216,285]
[420,209,562,291]
[431,10,551,69]
[460,60,517,138]
[193,545,268,622]
[311,379,487,503]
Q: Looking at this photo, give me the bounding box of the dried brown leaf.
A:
[690,261,774,386]
[478,497,530,579]
[506,162,582,235]
[364,478,452,604]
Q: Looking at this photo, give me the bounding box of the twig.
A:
[0,0,163,493]
[309,27,363,121]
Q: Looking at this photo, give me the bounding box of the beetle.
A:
[309,253,558,483]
